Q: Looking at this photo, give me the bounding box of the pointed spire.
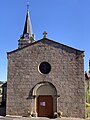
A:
[18,3,35,48]
[21,4,34,40]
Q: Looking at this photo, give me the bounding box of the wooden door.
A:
[37,95,53,117]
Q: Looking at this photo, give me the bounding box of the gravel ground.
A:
[0,116,89,120]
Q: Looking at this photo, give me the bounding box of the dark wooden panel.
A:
[37,95,53,117]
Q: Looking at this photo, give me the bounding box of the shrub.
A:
[86,103,90,107]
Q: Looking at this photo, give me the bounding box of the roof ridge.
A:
[7,38,84,55]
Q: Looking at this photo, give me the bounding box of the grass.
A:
[86,107,90,118]
[86,103,90,118]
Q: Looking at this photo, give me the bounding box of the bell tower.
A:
[18,4,35,48]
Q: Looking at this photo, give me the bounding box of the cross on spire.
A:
[43,31,47,38]
[27,2,29,12]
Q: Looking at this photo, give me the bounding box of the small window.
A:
[39,62,51,74]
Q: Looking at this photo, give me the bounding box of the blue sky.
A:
[0,0,90,81]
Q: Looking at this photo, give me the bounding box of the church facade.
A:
[6,8,85,118]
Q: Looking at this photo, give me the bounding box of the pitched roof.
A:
[7,37,84,55]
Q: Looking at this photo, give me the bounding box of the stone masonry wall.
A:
[7,39,85,118]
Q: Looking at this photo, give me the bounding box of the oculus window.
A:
[39,62,51,74]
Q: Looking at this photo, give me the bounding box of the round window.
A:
[39,62,51,74]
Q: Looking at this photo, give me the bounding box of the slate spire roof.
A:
[18,4,35,48]
[21,5,34,39]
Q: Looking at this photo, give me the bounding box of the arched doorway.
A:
[32,82,57,117]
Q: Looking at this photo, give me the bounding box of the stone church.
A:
[6,8,85,118]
